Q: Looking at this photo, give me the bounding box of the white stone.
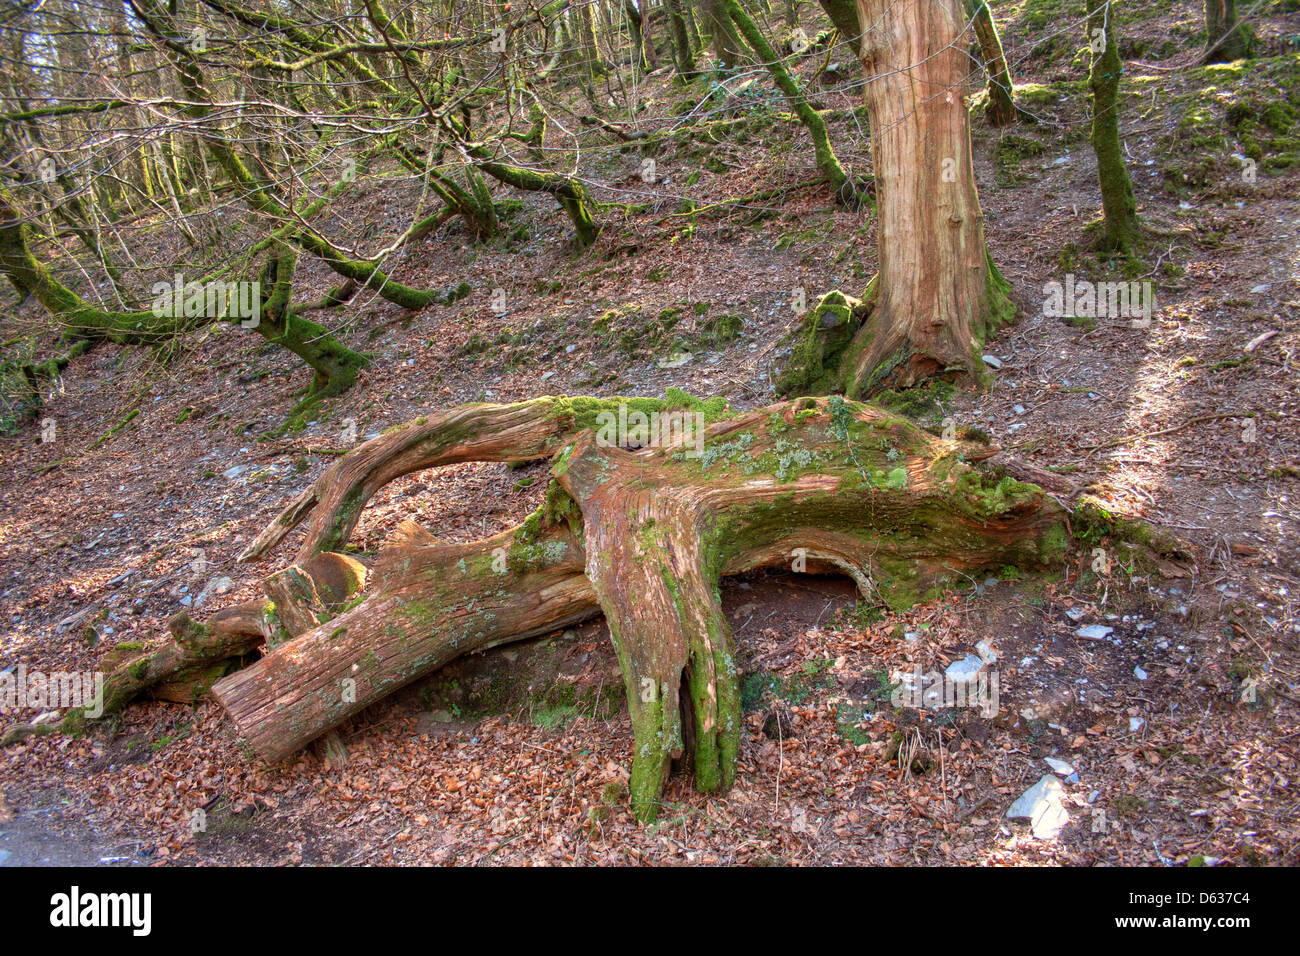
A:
[945,654,985,684]
[1007,774,1070,839]
[1044,756,1074,776]
[1076,624,1113,639]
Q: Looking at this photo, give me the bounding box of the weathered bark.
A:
[214,395,1068,820]
[1088,1,1141,255]
[778,0,1011,398]
[237,396,644,563]
[1203,0,1253,64]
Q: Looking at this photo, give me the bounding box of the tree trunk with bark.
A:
[968,0,1018,126]
[778,0,1012,398]
[700,0,748,70]
[1203,0,1253,64]
[1088,1,1141,255]
[665,0,699,78]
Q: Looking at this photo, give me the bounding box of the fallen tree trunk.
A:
[215,393,1068,820]
[1,604,267,745]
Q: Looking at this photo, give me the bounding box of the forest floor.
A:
[1,1,1299,865]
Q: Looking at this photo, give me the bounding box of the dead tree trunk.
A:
[210,394,1067,821]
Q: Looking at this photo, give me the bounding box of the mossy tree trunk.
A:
[817,0,861,42]
[624,0,657,73]
[130,0,443,310]
[968,0,1018,126]
[579,2,610,83]
[0,190,205,345]
[0,191,366,399]
[256,246,369,400]
[779,0,1010,398]
[1088,1,1141,255]
[1203,0,1253,64]
[700,0,748,70]
[666,0,699,78]
[206,394,1066,821]
[723,0,859,205]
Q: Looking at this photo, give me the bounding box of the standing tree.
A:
[665,0,700,77]
[699,0,748,69]
[967,0,1019,126]
[723,0,859,204]
[1087,1,1141,255]
[1203,1,1255,64]
[779,0,1014,398]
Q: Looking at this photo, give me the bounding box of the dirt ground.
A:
[1,1,1298,865]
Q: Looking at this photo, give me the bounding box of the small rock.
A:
[1007,774,1070,839]
[196,576,235,607]
[658,352,693,369]
[1129,716,1146,733]
[981,354,1002,370]
[1066,607,1087,622]
[223,465,248,480]
[540,371,555,382]
[1134,665,1148,681]
[1044,756,1074,776]
[1076,624,1113,640]
[945,654,985,684]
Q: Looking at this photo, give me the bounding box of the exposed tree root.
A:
[209,394,1067,820]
